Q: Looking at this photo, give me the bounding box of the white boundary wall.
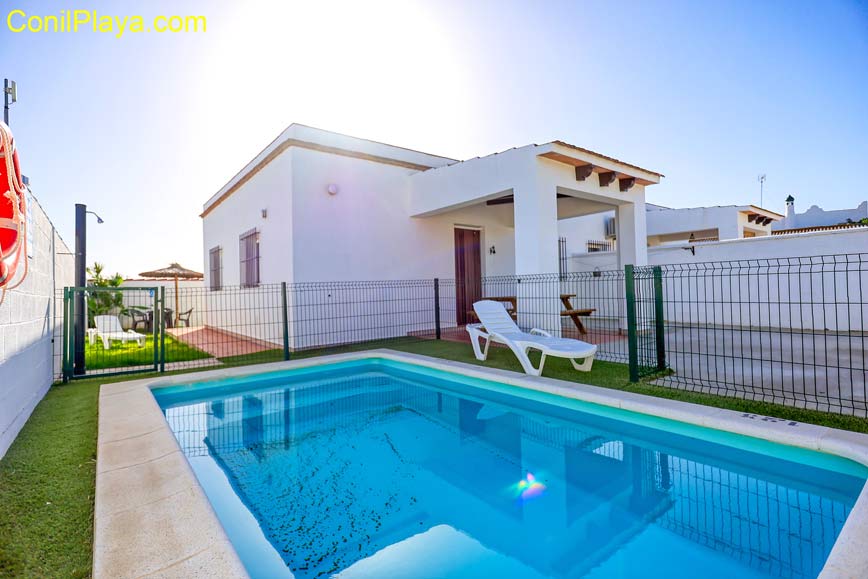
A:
[0,193,73,459]
[570,228,868,332]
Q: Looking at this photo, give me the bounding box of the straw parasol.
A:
[138,263,203,326]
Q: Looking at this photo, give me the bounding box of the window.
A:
[239,229,260,287]
[209,246,222,290]
[587,240,615,253]
[604,216,617,239]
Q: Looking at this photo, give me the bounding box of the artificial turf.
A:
[2,338,867,577]
[83,334,210,370]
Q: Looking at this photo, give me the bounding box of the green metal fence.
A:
[62,286,162,380]
[60,272,665,382]
[56,254,868,416]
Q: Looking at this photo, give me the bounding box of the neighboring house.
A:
[558,203,782,254]
[773,195,868,232]
[201,124,662,319]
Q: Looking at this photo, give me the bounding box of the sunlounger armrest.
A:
[529,328,552,338]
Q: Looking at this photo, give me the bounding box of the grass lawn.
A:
[2,338,867,577]
[84,334,211,370]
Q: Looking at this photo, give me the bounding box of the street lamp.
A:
[73,204,105,375]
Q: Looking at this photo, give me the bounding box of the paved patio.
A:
[167,326,280,358]
[654,326,868,416]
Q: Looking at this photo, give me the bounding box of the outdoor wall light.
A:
[327,184,339,196]
[489,245,496,255]
[261,208,268,219]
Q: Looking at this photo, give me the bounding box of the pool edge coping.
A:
[94,349,868,579]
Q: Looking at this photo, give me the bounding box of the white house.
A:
[558,203,783,255]
[201,124,662,295]
[774,195,868,231]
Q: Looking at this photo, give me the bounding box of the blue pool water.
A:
[153,359,868,579]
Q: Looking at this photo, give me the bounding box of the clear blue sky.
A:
[2,0,867,277]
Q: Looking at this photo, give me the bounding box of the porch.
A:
[409,140,662,333]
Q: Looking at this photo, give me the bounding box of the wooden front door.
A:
[454,228,482,325]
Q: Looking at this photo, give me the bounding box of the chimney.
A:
[785,195,795,222]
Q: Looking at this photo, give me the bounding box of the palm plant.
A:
[86,262,123,327]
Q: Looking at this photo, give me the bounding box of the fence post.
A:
[653,266,666,371]
[281,282,290,360]
[152,287,159,372]
[434,278,441,340]
[159,286,166,373]
[62,287,70,383]
[625,264,639,382]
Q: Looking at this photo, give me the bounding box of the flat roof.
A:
[550,140,664,178]
[202,124,665,217]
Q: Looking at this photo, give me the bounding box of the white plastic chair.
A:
[466,300,597,376]
[94,315,146,350]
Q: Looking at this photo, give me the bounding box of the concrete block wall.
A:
[0,192,73,459]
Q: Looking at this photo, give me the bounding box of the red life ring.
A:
[0,120,27,303]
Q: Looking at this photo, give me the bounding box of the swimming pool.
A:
[152,356,868,578]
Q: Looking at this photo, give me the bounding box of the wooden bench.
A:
[560,294,595,334]
[467,295,595,333]
[560,308,595,334]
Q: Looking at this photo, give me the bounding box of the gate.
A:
[62,286,165,380]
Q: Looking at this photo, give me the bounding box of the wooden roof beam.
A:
[619,177,636,192]
[574,164,594,181]
[598,172,617,187]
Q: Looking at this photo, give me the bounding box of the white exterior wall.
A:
[0,193,73,459]
[287,147,518,349]
[290,147,516,282]
[569,228,868,332]
[557,212,612,255]
[201,148,294,344]
[202,148,294,287]
[202,146,520,349]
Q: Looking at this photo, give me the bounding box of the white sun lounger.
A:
[466,300,597,376]
[94,315,146,350]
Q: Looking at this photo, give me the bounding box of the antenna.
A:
[757,174,766,207]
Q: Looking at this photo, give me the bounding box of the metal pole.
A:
[653,266,666,371]
[159,287,166,372]
[434,278,441,340]
[3,79,9,125]
[281,282,290,360]
[625,264,639,382]
[152,288,159,372]
[62,288,70,383]
[73,203,87,375]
